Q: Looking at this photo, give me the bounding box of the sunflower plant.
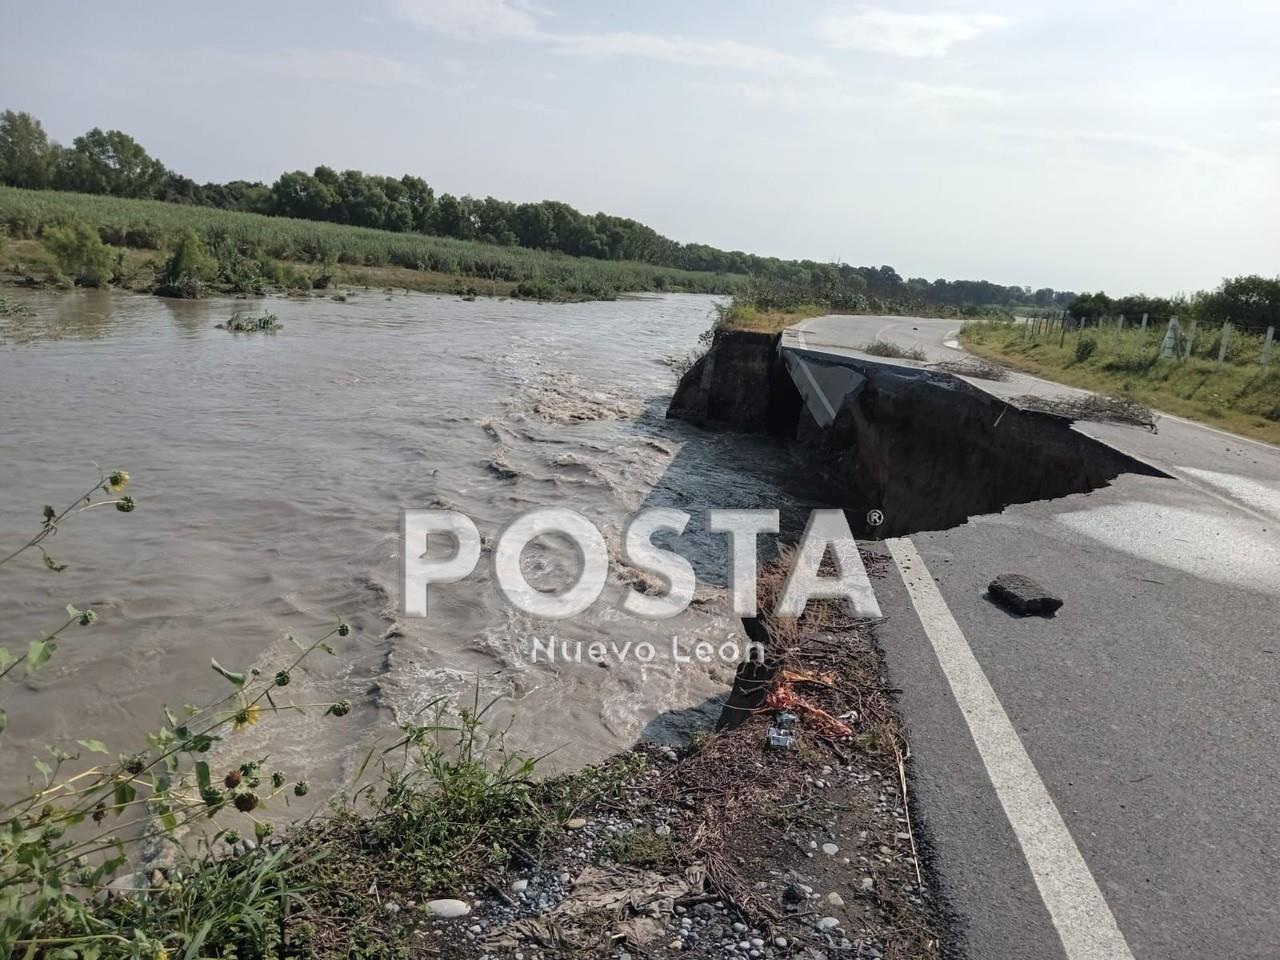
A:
[0,470,354,959]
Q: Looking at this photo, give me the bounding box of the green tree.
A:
[430,193,471,239]
[0,110,56,189]
[399,175,435,233]
[55,127,166,198]
[1197,275,1280,333]
[42,221,114,286]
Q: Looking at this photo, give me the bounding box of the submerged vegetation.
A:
[222,311,281,333]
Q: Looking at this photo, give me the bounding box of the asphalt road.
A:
[789,315,1280,960]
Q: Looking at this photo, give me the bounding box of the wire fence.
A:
[1018,311,1276,367]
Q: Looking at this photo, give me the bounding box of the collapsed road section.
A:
[668,328,1169,537]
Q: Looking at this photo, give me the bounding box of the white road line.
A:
[791,354,838,424]
[885,537,1136,960]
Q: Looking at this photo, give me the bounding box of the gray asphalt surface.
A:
[789,315,1280,960]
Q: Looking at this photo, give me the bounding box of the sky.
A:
[3,1,1278,295]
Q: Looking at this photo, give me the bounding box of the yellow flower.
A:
[233,704,261,731]
[106,470,130,493]
[153,947,170,960]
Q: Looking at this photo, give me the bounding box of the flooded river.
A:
[0,288,816,798]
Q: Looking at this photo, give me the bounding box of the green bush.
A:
[1074,336,1098,362]
[41,220,114,286]
[158,227,215,297]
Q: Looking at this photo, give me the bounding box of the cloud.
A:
[550,32,831,77]
[984,124,1232,168]
[900,82,1008,104]
[82,47,431,89]
[262,49,428,86]
[393,0,540,39]
[818,9,1011,58]
[392,0,830,77]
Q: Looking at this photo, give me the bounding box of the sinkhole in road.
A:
[786,354,1172,538]
[668,330,1171,540]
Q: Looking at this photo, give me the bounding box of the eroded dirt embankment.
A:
[668,329,1166,537]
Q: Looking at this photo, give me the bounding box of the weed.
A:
[601,828,677,869]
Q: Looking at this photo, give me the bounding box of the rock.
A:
[559,872,571,883]
[826,892,844,907]
[733,922,747,933]
[468,924,482,934]
[106,872,147,897]
[816,916,840,931]
[511,879,529,893]
[860,877,874,892]
[751,937,765,947]
[565,817,588,829]
[655,823,672,836]
[426,898,471,918]
[774,937,789,948]
[739,941,751,950]
[821,842,839,855]
[987,573,1063,616]
[782,883,807,904]
[669,940,684,950]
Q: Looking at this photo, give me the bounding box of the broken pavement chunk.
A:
[987,573,1063,616]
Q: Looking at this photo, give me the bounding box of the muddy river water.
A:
[0,288,820,798]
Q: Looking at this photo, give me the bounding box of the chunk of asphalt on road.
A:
[987,573,1064,617]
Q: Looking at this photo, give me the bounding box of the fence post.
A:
[1217,322,1232,366]
[1118,314,1126,331]
[1059,315,1068,348]
[1262,326,1275,367]
[1141,312,1148,332]
[1160,317,1180,359]
[1183,317,1197,361]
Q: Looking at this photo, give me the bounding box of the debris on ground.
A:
[857,339,928,362]
[927,358,1010,381]
[987,573,1064,616]
[767,711,798,750]
[1010,391,1159,431]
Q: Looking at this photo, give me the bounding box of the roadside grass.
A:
[961,318,1280,444]
[713,300,827,333]
[0,186,744,301]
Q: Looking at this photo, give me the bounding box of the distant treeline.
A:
[0,108,1075,310]
[1069,276,1280,334]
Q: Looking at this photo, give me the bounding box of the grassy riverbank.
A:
[0,186,744,301]
[961,318,1280,444]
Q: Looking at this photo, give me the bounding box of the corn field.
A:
[0,186,744,298]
